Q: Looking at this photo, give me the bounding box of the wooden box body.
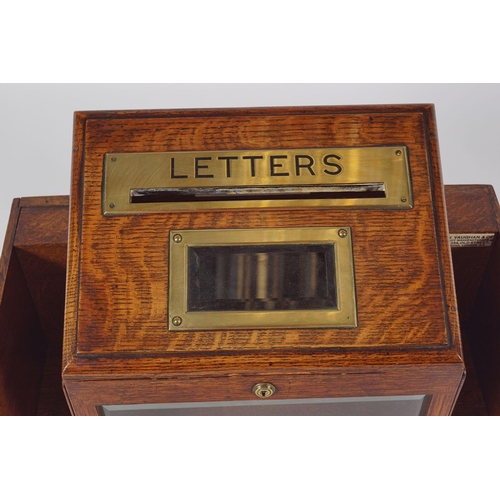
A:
[61,105,464,415]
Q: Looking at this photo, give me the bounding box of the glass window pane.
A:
[99,395,430,416]
[187,244,337,312]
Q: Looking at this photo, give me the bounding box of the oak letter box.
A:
[62,105,464,415]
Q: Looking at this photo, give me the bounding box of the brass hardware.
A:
[102,146,413,214]
[169,227,357,331]
[173,234,182,243]
[253,383,276,398]
[401,197,407,203]
[129,183,387,203]
[338,229,348,238]
[172,316,182,326]
[109,203,115,209]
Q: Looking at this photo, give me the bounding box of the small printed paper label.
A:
[450,233,495,248]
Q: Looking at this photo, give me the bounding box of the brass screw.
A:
[172,316,182,326]
[253,383,276,398]
[109,203,115,209]
[173,234,182,243]
[338,229,348,238]
[111,157,117,162]
[395,150,402,156]
[401,197,407,203]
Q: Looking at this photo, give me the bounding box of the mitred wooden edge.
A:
[0,199,20,302]
[72,103,435,121]
[486,185,500,223]
[422,105,463,357]
[19,196,69,208]
[63,112,86,374]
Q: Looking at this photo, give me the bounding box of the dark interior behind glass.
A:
[187,244,337,311]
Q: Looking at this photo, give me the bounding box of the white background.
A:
[1,83,499,248]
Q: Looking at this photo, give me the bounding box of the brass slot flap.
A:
[103,146,412,214]
[169,227,357,331]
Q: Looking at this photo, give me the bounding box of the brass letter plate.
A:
[103,146,412,214]
[168,227,357,331]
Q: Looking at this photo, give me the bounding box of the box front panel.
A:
[63,361,464,416]
[73,109,449,355]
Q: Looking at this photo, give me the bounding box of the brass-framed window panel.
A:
[168,227,357,331]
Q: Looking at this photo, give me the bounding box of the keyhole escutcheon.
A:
[252,382,276,399]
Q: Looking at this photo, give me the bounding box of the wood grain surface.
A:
[65,363,464,416]
[458,185,500,415]
[6,182,498,415]
[67,105,459,355]
[60,105,464,415]
[445,185,497,323]
[0,198,70,415]
[0,200,46,415]
[13,201,70,415]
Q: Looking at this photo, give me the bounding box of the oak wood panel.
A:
[15,246,67,345]
[451,246,494,323]
[14,205,69,345]
[65,362,464,416]
[19,196,70,208]
[0,200,46,415]
[444,185,500,416]
[68,106,459,357]
[15,205,69,246]
[1,198,71,415]
[14,202,71,416]
[463,187,500,415]
[36,342,70,416]
[5,183,496,415]
[63,112,85,374]
[451,327,488,416]
[61,105,463,416]
[446,185,499,232]
[446,185,500,415]
[61,347,464,381]
[446,185,497,323]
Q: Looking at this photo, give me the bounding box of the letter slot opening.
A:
[130,183,387,203]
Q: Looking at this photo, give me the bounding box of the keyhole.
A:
[253,382,276,398]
